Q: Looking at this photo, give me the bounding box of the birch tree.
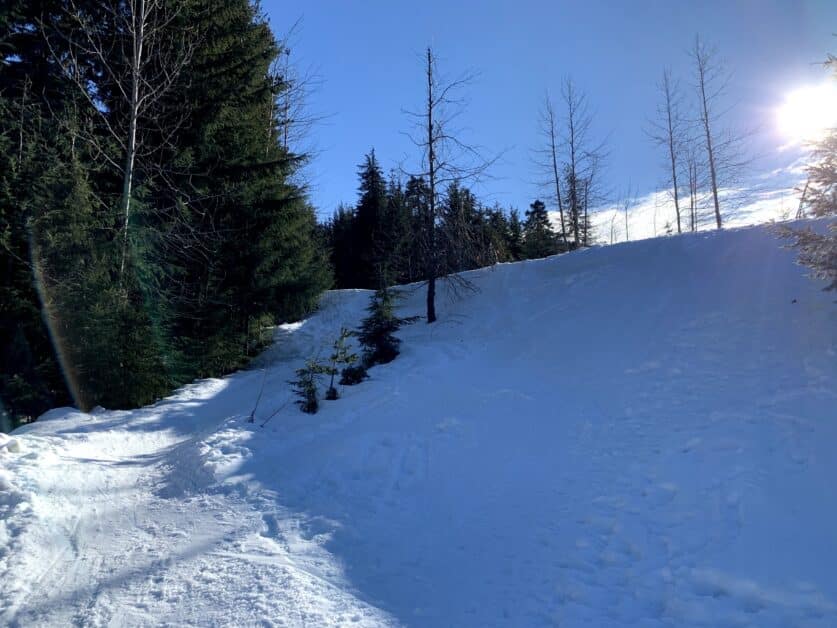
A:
[44,0,194,278]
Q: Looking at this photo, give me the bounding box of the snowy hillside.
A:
[2,223,836,627]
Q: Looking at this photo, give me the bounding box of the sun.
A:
[776,82,837,144]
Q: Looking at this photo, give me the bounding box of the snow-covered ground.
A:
[2,222,836,627]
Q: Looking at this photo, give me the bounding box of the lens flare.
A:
[776,82,837,144]
[29,229,85,411]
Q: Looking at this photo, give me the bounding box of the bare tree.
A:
[559,78,607,248]
[690,35,749,231]
[404,48,495,323]
[647,68,686,234]
[618,186,637,243]
[43,0,194,279]
[268,19,326,177]
[533,93,568,247]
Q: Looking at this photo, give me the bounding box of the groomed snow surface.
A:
[2,223,836,627]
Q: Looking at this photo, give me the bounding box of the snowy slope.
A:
[2,222,836,627]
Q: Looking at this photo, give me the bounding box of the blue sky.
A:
[261,0,836,219]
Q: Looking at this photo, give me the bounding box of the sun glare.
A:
[777,82,837,144]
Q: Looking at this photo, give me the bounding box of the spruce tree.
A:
[357,288,417,367]
[351,151,392,288]
[523,200,558,259]
[506,209,525,261]
[149,0,331,379]
[291,359,322,414]
[324,328,360,399]
[0,0,332,424]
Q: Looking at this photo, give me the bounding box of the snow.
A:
[587,183,805,244]
[1,222,836,627]
[0,434,21,454]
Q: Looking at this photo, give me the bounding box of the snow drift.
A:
[1,222,835,627]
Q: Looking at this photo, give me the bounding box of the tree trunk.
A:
[664,78,682,234]
[548,109,567,247]
[120,0,145,278]
[698,62,722,230]
[425,48,437,323]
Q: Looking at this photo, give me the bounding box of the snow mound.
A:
[0,433,21,454]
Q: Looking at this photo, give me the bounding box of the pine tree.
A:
[485,206,512,263]
[403,175,431,283]
[291,358,322,414]
[506,209,525,260]
[352,150,391,288]
[326,204,359,289]
[149,0,331,379]
[357,287,417,367]
[523,200,558,259]
[0,0,332,426]
[324,328,360,399]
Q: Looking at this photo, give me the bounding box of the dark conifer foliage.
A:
[291,359,322,414]
[324,154,550,293]
[357,288,418,367]
[506,209,526,261]
[523,200,559,259]
[324,328,360,399]
[0,0,330,428]
[339,365,369,386]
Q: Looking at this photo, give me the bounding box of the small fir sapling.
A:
[324,328,360,399]
[291,358,323,414]
[357,287,418,367]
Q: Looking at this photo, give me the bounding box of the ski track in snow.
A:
[1,222,836,627]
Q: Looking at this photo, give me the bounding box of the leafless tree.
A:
[533,93,568,246]
[268,19,326,182]
[404,47,496,323]
[559,78,607,248]
[43,0,194,279]
[647,68,686,233]
[686,151,699,231]
[690,35,750,230]
[618,186,637,243]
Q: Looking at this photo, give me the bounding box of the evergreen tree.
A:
[291,358,322,414]
[326,204,357,289]
[357,288,417,367]
[339,364,369,386]
[523,200,558,259]
[148,0,331,380]
[352,150,390,288]
[403,175,431,283]
[506,209,525,261]
[484,206,512,263]
[324,328,359,399]
[0,0,332,427]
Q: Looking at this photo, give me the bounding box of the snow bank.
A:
[0,433,20,454]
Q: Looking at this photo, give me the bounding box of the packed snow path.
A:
[2,224,836,627]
